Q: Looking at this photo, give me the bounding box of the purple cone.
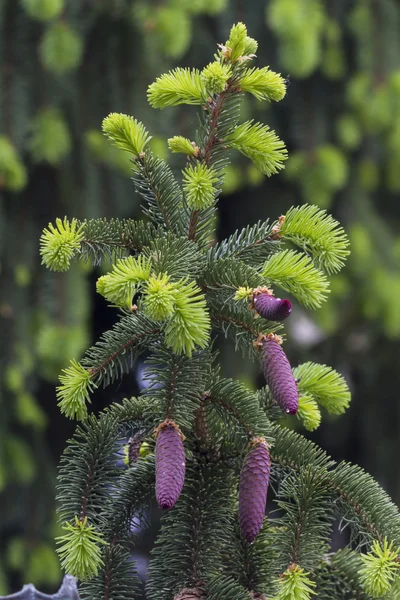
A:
[239,439,271,542]
[155,422,186,509]
[253,293,292,322]
[261,335,298,415]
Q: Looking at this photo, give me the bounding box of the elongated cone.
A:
[155,421,186,509]
[261,334,298,414]
[239,438,271,542]
[253,292,292,321]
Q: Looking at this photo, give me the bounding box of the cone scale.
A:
[253,289,292,322]
[239,438,271,542]
[260,334,298,415]
[155,420,186,509]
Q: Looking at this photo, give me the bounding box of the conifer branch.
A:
[142,234,203,280]
[78,219,159,264]
[205,576,251,600]
[211,299,281,357]
[293,362,351,416]
[37,20,399,600]
[200,257,265,292]
[143,347,212,429]
[207,220,280,266]
[146,461,238,600]
[274,468,333,573]
[187,86,232,243]
[133,152,185,233]
[262,249,330,309]
[315,549,367,600]
[271,427,400,547]
[82,313,161,385]
[278,205,350,274]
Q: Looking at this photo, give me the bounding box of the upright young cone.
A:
[239,438,271,542]
[155,421,186,509]
[253,288,292,321]
[260,334,298,414]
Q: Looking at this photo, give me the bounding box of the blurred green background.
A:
[1,0,400,594]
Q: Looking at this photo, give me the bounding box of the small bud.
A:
[260,334,298,415]
[155,421,186,509]
[234,286,253,301]
[182,163,218,210]
[271,215,285,237]
[201,62,232,95]
[168,136,199,157]
[239,438,271,542]
[217,44,232,60]
[142,274,175,321]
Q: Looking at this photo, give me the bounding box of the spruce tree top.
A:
[39,22,400,600]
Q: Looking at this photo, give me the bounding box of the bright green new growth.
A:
[56,517,106,580]
[359,539,400,598]
[239,66,287,101]
[234,286,253,301]
[201,62,232,95]
[274,565,316,600]
[262,249,329,309]
[142,274,176,321]
[164,280,210,356]
[96,255,152,308]
[56,359,94,420]
[182,163,219,209]
[297,395,321,431]
[102,113,152,156]
[293,362,351,415]
[243,36,258,56]
[40,217,84,272]
[224,21,248,61]
[279,204,350,274]
[147,68,205,108]
[168,136,198,156]
[225,120,288,175]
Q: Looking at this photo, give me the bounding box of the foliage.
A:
[261,249,329,309]
[225,120,288,176]
[32,20,400,600]
[102,114,152,157]
[148,68,205,108]
[359,539,400,598]
[2,0,400,595]
[279,205,350,275]
[40,218,85,272]
[182,163,218,210]
[56,517,107,581]
[293,362,351,415]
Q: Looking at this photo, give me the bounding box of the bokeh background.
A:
[1,0,400,594]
